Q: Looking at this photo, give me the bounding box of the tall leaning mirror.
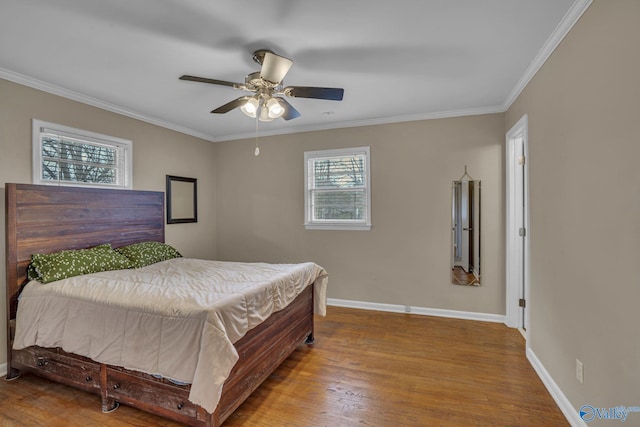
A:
[451,167,481,286]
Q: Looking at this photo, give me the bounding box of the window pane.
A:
[42,136,58,158]
[41,160,59,181]
[56,140,116,167]
[304,146,370,230]
[34,120,132,189]
[41,133,120,185]
[313,155,365,189]
[57,161,116,184]
[312,189,366,221]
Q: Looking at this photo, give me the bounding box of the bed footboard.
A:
[8,284,314,426]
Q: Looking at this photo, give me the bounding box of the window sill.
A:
[304,223,372,231]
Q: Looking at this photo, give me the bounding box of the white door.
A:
[506,115,529,331]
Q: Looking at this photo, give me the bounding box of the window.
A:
[32,119,132,189]
[304,146,371,230]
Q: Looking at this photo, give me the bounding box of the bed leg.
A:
[305,285,315,346]
[305,333,315,345]
[5,367,21,381]
[201,405,220,427]
[99,364,119,413]
[212,407,221,427]
[102,401,120,413]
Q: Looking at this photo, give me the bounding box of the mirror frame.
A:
[451,179,481,286]
[166,175,197,224]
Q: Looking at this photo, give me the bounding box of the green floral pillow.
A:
[29,244,133,284]
[27,263,40,281]
[115,241,182,268]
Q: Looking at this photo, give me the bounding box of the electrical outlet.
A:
[404,305,411,313]
[576,359,584,384]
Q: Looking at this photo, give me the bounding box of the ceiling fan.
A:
[180,49,344,122]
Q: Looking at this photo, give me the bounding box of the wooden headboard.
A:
[5,183,165,321]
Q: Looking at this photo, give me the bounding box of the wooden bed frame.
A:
[5,183,315,426]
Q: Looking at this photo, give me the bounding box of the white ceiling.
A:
[0,0,587,142]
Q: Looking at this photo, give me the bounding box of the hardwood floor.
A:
[0,306,567,426]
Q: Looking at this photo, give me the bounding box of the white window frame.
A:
[304,146,372,231]
[32,119,132,189]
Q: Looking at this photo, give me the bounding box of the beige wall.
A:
[506,0,640,418]
[216,114,505,314]
[0,78,218,366]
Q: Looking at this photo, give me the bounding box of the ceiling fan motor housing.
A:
[251,49,272,66]
[245,72,282,93]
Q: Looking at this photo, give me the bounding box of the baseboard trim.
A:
[526,348,586,427]
[0,363,7,378]
[327,298,505,323]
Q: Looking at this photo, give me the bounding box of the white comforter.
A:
[13,258,328,413]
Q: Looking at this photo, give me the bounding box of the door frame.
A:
[505,114,530,333]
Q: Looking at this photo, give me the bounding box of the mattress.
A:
[13,258,328,412]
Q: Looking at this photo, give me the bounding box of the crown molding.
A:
[2,66,500,143]
[0,67,217,142]
[502,0,593,111]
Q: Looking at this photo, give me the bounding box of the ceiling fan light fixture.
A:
[258,105,274,122]
[240,97,259,118]
[266,97,285,119]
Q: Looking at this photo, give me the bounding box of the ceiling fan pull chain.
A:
[254,115,260,156]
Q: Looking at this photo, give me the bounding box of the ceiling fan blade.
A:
[284,86,344,101]
[180,75,244,89]
[211,96,252,114]
[260,51,293,84]
[276,98,301,121]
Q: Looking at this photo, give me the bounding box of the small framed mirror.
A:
[166,175,197,224]
[451,168,481,285]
